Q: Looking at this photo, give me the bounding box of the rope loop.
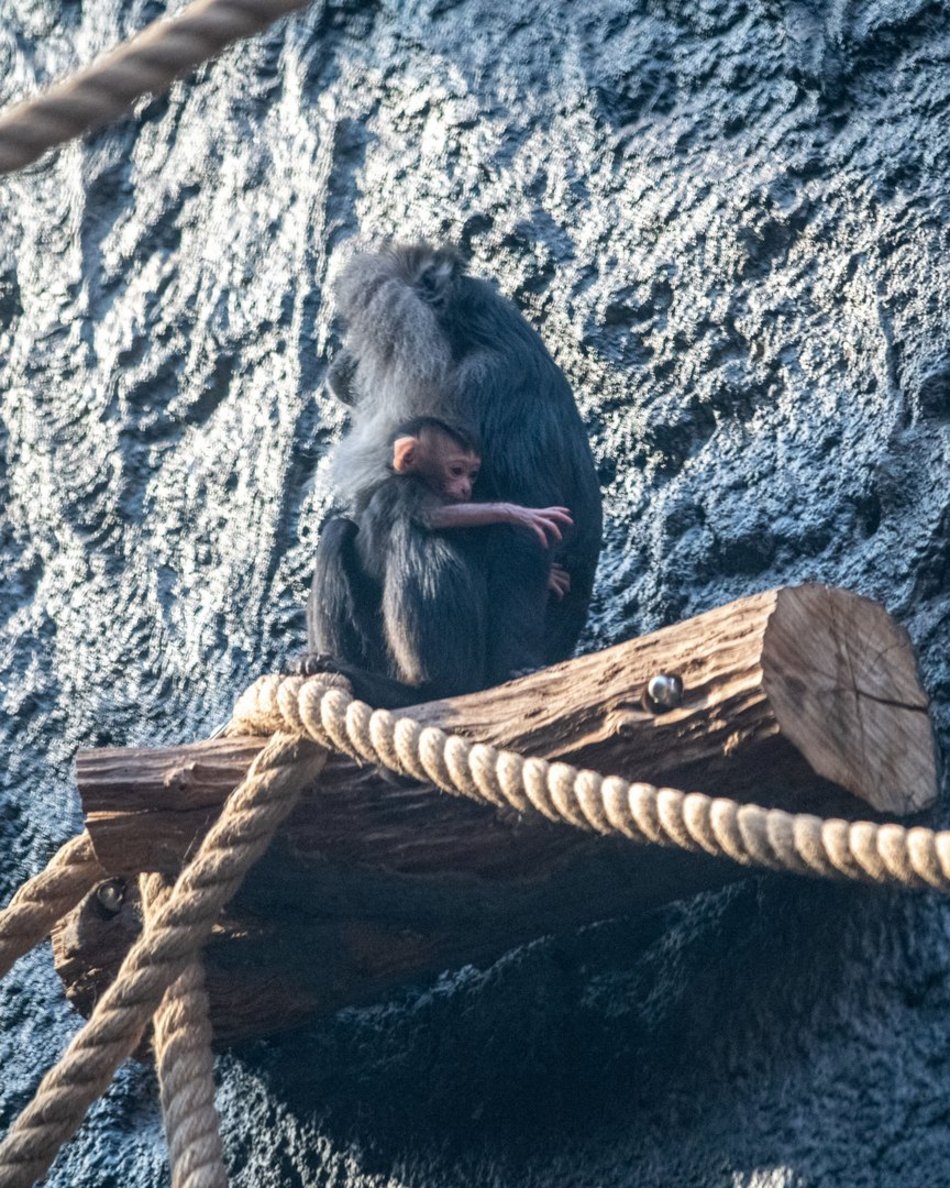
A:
[0,832,105,980]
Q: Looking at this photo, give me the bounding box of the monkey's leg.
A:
[293,520,426,707]
[291,518,486,710]
[542,552,598,664]
[284,652,438,709]
[483,525,550,684]
[303,516,388,674]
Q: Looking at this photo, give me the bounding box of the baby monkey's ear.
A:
[392,435,420,473]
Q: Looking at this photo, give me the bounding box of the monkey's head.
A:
[388,242,465,311]
[391,416,481,503]
[335,241,466,322]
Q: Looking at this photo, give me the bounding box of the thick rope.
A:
[0,668,943,1183]
[0,729,327,1188]
[142,874,228,1188]
[0,0,311,176]
[231,674,950,893]
[0,833,105,979]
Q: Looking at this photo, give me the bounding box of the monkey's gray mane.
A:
[329,243,465,508]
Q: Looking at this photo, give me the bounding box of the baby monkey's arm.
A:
[427,502,574,548]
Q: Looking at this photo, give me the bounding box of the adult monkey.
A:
[299,242,603,707]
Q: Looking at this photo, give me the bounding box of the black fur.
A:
[298,242,603,707]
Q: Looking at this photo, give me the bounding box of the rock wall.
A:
[1,0,949,1184]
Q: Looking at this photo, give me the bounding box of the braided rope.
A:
[0,0,311,176]
[0,668,942,1183]
[0,729,327,1188]
[231,674,950,893]
[142,874,228,1188]
[0,833,105,979]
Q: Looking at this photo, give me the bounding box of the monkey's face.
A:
[392,426,481,501]
[432,445,480,502]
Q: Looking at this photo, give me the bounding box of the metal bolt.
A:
[643,673,684,714]
[95,878,126,918]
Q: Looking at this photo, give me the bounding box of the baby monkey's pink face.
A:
[432,443,481,502]
[391,426,481,501]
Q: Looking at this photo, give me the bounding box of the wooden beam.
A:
[53,584,938,1045]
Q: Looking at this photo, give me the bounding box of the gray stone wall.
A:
[1,1,948,1183]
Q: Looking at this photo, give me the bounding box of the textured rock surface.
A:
[2,0,950,1184]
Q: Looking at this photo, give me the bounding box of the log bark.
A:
[54,584,938,1045]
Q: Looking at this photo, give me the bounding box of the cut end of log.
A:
[419,582,937,819]
[763,585,938,814]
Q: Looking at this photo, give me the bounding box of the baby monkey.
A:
[387,416,573,597]
[334,414,574,696]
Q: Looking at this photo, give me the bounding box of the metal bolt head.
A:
[95,878,126,918]
[644,673,684,713]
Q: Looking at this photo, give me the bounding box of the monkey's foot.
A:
[283,651,345,678]
[283,654,427,710]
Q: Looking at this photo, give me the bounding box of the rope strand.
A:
[231,675,950,893]
[142,874,228,1188]
[0,833,104,979]
[0,0,311,175]
[0,731,326,1188]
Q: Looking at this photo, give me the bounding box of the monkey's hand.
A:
[507,505,574,548]
[547,563,571,599]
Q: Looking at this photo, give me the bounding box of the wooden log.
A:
[54,584,938,1045]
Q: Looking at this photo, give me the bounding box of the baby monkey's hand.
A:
[547,563,571,599]
[507,505,574,548]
